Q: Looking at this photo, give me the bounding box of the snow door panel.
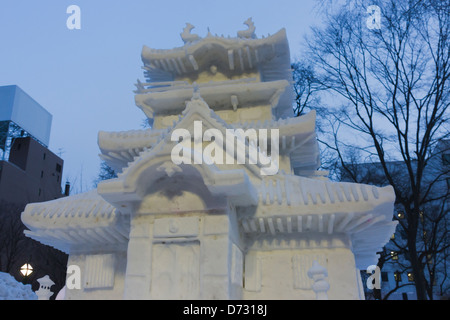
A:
[151,241,200,299]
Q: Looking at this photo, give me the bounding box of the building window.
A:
[407,272,414,282]
[38,188,41,196]
[43,153,46,160]
[381,272,388,282]
[390,251,399,260]
[41,171,44,178]
[394,271,402,282]
[402,293,408,300]
[56,163,62,173]
[84,254,116,289]
[17,143,21,150]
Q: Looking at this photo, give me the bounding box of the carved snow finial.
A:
[237,17,256,39]
[134,79,145,94]
[307,260,330,300]
[181,23,200,44]
[183,83,210,115]
[206,27,213,37]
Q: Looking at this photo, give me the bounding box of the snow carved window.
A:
[84,254,115,289]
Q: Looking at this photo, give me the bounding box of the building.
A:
[0,85,64,204]
[0,84,67,298]
[21,21,397,300]
[341,140,450,300]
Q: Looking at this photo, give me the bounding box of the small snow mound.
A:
[0,272,37,300]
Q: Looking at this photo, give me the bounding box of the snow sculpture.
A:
[0,272,37,300]
[35,275,55,300]
[21,19,397,300]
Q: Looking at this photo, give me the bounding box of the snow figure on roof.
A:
[21,19,396,300]
[181,23,200,44]
[237,17,256,39]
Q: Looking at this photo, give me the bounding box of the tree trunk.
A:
[408,237,428,300]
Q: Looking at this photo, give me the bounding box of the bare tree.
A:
[291,61,325,117]
[0,201,27,273]
[0,200,68,298]
[302,0,450,299]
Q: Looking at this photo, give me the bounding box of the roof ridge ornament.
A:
[182,83,210,115]
[192,82,201,99]
[181,23,201,44]
[237,17,256,39]
[206,27,213,38]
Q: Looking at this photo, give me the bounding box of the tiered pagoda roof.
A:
[136,22,294,120]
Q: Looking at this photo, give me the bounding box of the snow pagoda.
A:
[21,20,397,300]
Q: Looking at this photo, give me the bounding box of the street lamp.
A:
[20,263,33,277]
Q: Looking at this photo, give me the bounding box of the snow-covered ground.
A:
[0,272,37,300]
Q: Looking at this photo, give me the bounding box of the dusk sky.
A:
[0,0,322,193]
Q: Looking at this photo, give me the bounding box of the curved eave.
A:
[135,80,289,117]
[98,128,171,172]
[98,128,162,152]
[141,29,289,76]
[21,190,129,253]
[98,110,319,174]
[231,110,320,170]
[98,150,259,209]
[238,175,397,268]
[231,110,317,148]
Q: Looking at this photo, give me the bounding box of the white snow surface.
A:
[0,272,37,300]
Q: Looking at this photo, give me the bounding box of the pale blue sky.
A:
[0,0,322,193]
